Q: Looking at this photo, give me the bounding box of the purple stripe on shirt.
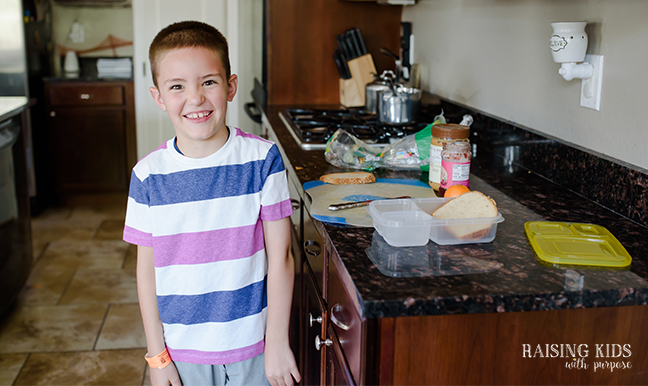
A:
[123,225,153,247]
[168,339,264,365]
[154,220,265,267]
[235,127,271,143]
[260,199,293,221]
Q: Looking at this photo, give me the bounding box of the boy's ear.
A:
[227,74,238,102]
[149,86,167,112]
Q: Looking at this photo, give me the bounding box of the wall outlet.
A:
[580,54,604,111]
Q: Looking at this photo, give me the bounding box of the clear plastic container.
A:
[366,199,433,247]
[413,198,505,245]
[367,197,505,247]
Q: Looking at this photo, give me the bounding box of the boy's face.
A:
[150,46,237,154]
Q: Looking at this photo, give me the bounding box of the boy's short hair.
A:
[149,20,230,88]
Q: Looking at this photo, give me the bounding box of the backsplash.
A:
[434,96,648,229]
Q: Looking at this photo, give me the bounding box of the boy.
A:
[123,21,301,386]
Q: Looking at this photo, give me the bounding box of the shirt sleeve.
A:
[259,144,293,222]
[123,169,154,246]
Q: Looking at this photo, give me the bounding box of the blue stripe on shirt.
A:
[157,278,267,325]
[128,145,286,206]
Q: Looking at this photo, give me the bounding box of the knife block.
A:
[340,54,377,107]
[339,78,362,107]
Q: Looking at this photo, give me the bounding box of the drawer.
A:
[48,84,124,107]
[328,256,363,385]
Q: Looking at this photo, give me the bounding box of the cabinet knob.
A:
[330,304,351,331]
[50,111,56,117]
[304,239,321,257]
[315,335,332,351]
[308,313,322,327]
[80,93,90,100]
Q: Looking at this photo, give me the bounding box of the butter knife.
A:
[328,196,411,211]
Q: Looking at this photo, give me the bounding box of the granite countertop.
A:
[0,96,29,122]
[263,101,648,320]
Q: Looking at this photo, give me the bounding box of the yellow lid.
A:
[524,221,632,268]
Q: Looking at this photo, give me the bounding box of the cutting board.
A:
[304,178,436,227]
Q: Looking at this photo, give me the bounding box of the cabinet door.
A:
[328,256,363,385]
[47,108,127,193]
[326,326,356,386]
[303,211,325,297]
[303,268,325,386]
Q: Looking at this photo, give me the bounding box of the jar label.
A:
[440,160,470,189]
[429,144,443,184]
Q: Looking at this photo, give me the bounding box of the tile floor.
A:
[0,203,153,386]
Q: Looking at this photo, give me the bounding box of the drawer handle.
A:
[309,313,322,327]
[330,304,351,331]
[315,335,332,351]
[290,198,300,210]
[303,239,321,257]
[80,93,90,100]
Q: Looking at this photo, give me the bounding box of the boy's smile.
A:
[150,46,238,158]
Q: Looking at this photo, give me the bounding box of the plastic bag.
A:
[323,110,464,171]
[324,129,382,171]
[381,111,447,171]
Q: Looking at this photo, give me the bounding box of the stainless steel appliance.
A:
[0,105,32,318]
[280,106,438,150]
[0,0,34,318]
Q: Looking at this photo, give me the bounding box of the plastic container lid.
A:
[524,221,632,268]
[431,123,470,139]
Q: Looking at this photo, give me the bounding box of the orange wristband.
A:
[144,348,172,369]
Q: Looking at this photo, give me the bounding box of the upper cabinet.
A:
[266,0,404,105]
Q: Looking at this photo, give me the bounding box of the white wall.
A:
[403,0,648,171]
[51,4,134,74]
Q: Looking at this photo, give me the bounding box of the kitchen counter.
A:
[262,100,648,320]
[0,97,29,122]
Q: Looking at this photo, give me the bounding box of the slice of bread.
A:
[432,191,498,240]
[320,172,376,185]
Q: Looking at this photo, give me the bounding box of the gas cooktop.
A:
[280,107,437,150]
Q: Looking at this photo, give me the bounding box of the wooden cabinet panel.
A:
[386,305,648,385]
[326,325,356,386]
[304,213,325,297]
[266,0,403,105]
[48,84,124,106]
[44,80,136,200]
[48,108,126,192]
[328,255,363,385]
[303,265,325,386]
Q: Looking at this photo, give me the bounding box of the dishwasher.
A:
[0,116,33,318]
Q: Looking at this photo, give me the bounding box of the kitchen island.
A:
[261,100,648,385]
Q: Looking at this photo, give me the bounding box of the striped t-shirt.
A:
[123,127,293,365]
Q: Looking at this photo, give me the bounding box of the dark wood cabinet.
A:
[44,80,136,202]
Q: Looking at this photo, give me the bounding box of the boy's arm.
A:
[137,245,182,386]
[263,217,301,386]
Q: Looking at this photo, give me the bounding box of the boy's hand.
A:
[149,363,182,386]
[265,341,301,386]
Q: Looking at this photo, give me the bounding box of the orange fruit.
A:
[444,184,470,198]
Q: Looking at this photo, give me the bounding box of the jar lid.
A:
[432,123,470,139]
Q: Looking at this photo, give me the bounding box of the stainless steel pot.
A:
[365,70,395,114]
[378,86,422,124]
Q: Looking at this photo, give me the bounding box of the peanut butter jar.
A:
[428,123,470,191]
